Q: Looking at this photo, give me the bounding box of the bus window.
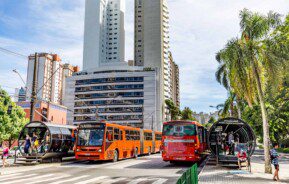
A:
[125,130,130,140]
[144,132,152,140]
[156,134,162,140]
[135,131,140,140]
[163,124,196,136]
[198,127,203,143]
[106,127,113,142]
[114,128,120,140]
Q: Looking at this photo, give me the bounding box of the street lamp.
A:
[13,69,26,86]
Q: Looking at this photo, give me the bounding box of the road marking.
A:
[27,174,70,184]
[100,177,126,184]
[1,174,52,184]
[0,173,23,179]
[74,176,109,184]
[0,174,37,182]
[49,175,90,184]
[152,178,168,184]
[127,178,149,184]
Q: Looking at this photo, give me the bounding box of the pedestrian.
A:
[24,134,31,155]
[270,143,280,182]
[228,131,234,155]
[2,143,10,168]
[31,132,39,152]
[237,148,248,170]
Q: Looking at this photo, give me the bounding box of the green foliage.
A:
[165,99,180,120]
[0,87,28,146]
[216,9,289,172]
[242,84,289,144]
[277,148,289,153]
[181,107,196,121]
[204,117,215,129]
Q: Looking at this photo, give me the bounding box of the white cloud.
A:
[1,0,289,112]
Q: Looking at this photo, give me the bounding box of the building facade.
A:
[17,101,67,125]
[63,67,162,130]
[26,53,78,105]
[169,52,180,108]
[83,0,125,70]
[134,0,174,120]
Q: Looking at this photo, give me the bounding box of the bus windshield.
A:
[163,124,196,136]
[77,128,105,146]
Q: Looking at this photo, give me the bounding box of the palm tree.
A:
[216,91,240,118]
[216,9,289,173]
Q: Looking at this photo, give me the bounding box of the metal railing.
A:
[177,164,198,184]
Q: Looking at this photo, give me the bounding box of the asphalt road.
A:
[0,154,195,184]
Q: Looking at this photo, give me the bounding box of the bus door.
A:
[140,129,144,154]
[113,128,122,158]
[105,127,114,159]
[152,131,156,153]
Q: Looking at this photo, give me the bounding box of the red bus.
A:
[75,122,161,162]
[161,121,208,162]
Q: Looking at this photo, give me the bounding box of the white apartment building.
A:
[83,0,125,70]
[64,66,162,131]
[26,53,78,105]
[134,0,173,120]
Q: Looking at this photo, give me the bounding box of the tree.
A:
[216,91,241,118]
[205,117,216,129]
[165,99,180,120]
[181,107,196,121]
[0,87,27,147]
[216,9,289,173]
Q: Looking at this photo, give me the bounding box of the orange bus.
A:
[161,121,208,163]
[75,122,161,162]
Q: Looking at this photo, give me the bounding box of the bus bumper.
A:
[75,153,104,161]
[162,155,200,162]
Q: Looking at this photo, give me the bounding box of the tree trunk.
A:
[252,62,272,174]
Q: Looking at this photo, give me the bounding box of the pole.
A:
[30,53,38,122]
[151,115,154,131]
[142,103,144,128]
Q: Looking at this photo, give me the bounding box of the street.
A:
[0,154,195,184]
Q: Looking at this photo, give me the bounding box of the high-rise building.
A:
[26,53,78,105]
[83,0,125,70]
[169,52,180,108]
[134,0,173,120]
[17,87,26,102]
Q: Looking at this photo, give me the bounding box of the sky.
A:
[0,0,289,113]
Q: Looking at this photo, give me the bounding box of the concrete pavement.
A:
[199,149,289,184]
[0,154,194,184]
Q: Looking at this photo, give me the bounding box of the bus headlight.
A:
[76,148,80,152]
[98,149,102,153]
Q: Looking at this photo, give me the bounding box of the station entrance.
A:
[208,118,256,164]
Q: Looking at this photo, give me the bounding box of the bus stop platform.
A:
[199,149,289,184]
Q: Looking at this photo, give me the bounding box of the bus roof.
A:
[163,120,203,127]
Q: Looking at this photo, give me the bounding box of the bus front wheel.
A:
[113,150,118,162]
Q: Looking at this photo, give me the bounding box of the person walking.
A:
[270,143,280,182]
[228,132,234,155]
[2,143,10,168]
[24,134,31,155]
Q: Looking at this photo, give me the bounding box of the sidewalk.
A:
[0,158,14,167]
[199,149,289,184]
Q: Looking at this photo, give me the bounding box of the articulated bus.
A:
[75,122,162,162]
[161,121,208,163]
